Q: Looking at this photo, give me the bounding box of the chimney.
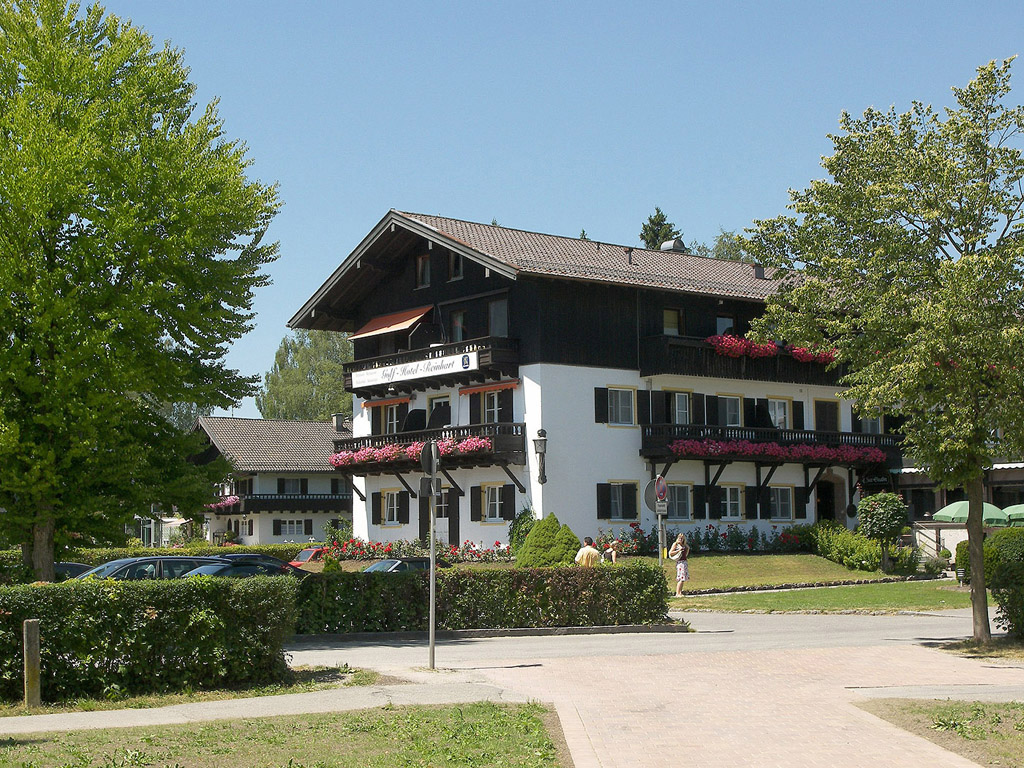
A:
[752,264,766,280]
[332,413,347,432]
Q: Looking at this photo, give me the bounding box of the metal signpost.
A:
[646,475,669,565]
[420,440,441,669]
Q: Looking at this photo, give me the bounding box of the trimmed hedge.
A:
[989,561,1024,638]
[0,577,296,702]
[955,528,1024,583]
[296,562,668,633]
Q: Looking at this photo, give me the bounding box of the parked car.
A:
[289,546,329,568]
[76,556,228,580]
[362,557,451,573]
[217,552,295,569]
[55,562,92,581]
[182,560,308,579]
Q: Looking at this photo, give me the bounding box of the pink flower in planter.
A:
[406,441,425,460]
[455,436,493,454]
[437,438,457,456]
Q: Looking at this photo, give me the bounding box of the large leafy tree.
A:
[256,330,353,421]
[0,0,279,579]
[639,206,682,249]
[744,59,1024,641]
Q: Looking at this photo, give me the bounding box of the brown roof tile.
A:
[197,416,350,474]
[396,211,780,300]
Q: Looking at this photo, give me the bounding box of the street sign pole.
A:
[421,440,441,670]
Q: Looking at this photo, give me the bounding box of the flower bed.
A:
[326,536,513,564]
[329,437,493,468]
[668,439,885,465]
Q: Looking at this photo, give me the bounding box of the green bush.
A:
[552,524,581,565]
[811,522,882,571]
[857,493,909,543]
[294,562,669,633]
[884,543,921,576]
[989,561,1024,638]
[955,528,1024,583]
[0,578,297,702]
[508,508,536,555]
[515,514,563,568]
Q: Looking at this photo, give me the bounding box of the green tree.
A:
[639,206,681,250]
[256,330,353,421]
[552,523,581,565]
[744,59,1024,641]
[515,513,562,568]
[0,0,279,580]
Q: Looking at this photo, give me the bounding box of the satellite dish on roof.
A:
[659,238,688,252]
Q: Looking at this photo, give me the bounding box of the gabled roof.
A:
[289,210,782,331]
[196,416,351,474]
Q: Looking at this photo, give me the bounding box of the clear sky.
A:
[121,0,1023,418]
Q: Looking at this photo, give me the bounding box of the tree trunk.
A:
[966,476,990,642]
[31,516,56,583]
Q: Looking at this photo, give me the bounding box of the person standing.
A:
[575,537,601,567]
[668,533,690,597]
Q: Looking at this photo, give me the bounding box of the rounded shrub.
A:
[508,508,536,555]
[552,524,581,565]
[856,493,908,544]
[515,513,563,568]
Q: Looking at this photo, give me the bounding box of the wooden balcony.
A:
[332,422,527,475]
[639,336,843,386]
[344,336,520,398]
[208,494,352,515]
[641,423,902,467]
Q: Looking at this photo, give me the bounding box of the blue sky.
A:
[122,0,1023,418]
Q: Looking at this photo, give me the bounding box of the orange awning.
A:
[349,306,432,340]
[459,379,520,396]
[361,397,412,409]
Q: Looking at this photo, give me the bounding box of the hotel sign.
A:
[352,351,479,388]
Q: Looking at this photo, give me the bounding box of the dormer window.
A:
[416,253,431,288]
[448,252,463,280]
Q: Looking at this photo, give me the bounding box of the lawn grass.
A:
[0,666,376,719]
[859,698,1024,768]
[670,579,971,612]
[0,701,566,768]
[646,552,887,592]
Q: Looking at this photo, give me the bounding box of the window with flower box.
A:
[384,404,402,434]
[769,487,793,520]
[484,391,500,424]
[672,392,690,425]
[767,398,790,429]
[719,395,741,427]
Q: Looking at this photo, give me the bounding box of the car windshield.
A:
[183,564,225,577]
[77,559,134,579]
[363,559,401,572]
[294,549,317,562]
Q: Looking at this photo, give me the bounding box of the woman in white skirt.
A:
[668,533,690,597]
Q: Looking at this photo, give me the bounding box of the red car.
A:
[289,546,329,568]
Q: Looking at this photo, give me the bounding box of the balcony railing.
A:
[641,423,901,466]
[639,336,843,386]
[344,336,520,396]
[209,494,352,515]
[332,422,527,475]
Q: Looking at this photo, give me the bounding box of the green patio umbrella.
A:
[931,500,1008,526]
[1001,504,1024,527]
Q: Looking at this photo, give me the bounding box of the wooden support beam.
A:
[660,459,676,479]
[804,464,828,496]
[756,462,781,492]
[392,472,418,498]
[346,476,364,502]
[703,460,731,488]
[441,469,464,496]
[497,461,527,494]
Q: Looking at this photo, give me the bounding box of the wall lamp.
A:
[532,429,548,485]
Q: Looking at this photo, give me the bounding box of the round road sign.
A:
[655,475,668,501]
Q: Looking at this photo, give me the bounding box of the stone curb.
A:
[288,622,691,645]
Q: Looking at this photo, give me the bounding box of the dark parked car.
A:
[363,557,451,573]
[76,556,228,580]
[55,562,92,581]
[217,552,295,569]
[182,560,307,579]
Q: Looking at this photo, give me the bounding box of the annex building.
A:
[289,210,903,547]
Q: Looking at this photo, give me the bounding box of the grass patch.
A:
[0,701,566,767]
[660,553,887,592]
[942,637,1024,661]
[0,666,374,718]
[859,698,1024,768]
[670,579,971,612]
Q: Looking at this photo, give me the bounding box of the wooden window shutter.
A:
[418,495,430,541]
[795,487,808,519]
[594,388,609,423]
[851,413,862,433]
[708,486,723,519]
[371,493,382,525]
[470,486,482,521]
[637,390,652,425]
[273,519,282,536]
[745,486,759,520]
[501,484,515,520]
[596,483,611,519]
[692,486,706,520]
[651,391,667,424]
[759,486,772,520]
[331,478,340,495]
[755,399,772,429]
[304,519,313,536]
[398,492,410,524]
[792,401,805,430]
[470,393,482,424]
[692,393,706,425]
[300,478,308,495]
[704,395,719,425]
[398,402,409,426]
[371,407,382,435]
[498,388,513,422]
[743,398,756,428]
[622,483,639,519]
[277,478,285,494]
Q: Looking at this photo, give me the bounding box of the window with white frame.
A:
[485,486,503,521]
[385,492,401,524]
[280,478,301,494]
[767,398,789,429]
[429,395,449,414]
[860,414,882,434]
[721,396,741,427]
[609,483,631,519]
[721,486,742,519]
[769,487,793,520]
[673,392,690,425]
[436,490,450,519]
[281,519,306,536]
[667,484,690,520]
[484,390,500,423]
[607,388,634,425]
[384,404,401,434]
